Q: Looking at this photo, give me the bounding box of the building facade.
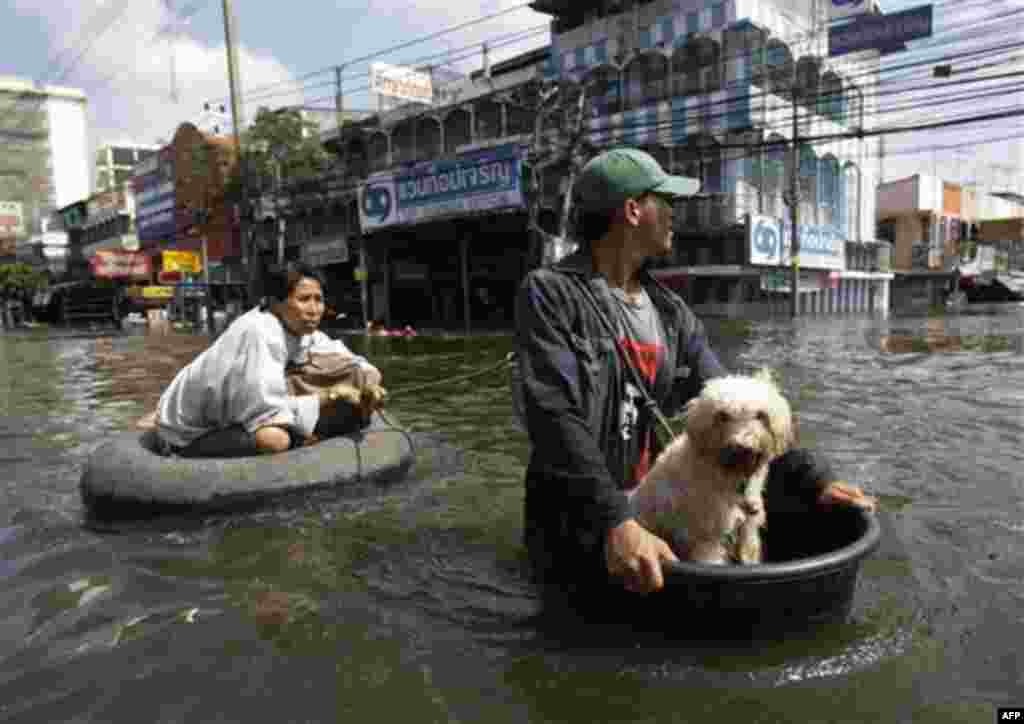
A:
[134,123,243,281]
[314,0,894,326]
[1,76,89,267]
[877,174,1024,308]
[532,0,891,316]
[95,143,159,193]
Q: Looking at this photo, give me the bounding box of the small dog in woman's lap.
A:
[628,369,795,565]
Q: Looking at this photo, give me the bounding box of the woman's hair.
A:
[263,262,328,304]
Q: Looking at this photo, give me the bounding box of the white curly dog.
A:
[628,370,795,565]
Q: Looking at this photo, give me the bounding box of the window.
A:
[112,147,136,166]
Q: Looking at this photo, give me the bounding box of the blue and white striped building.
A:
[327,0,893,322]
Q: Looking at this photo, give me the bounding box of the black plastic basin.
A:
[658,508,881,633]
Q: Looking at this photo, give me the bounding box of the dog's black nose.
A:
[720,445,757,468]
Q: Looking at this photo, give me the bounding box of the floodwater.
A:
[1,308,1022,723]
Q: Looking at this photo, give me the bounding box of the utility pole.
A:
[337,65,369,329]
[788,96,801,318]
[334,65,345,132]
[221,0,253,304]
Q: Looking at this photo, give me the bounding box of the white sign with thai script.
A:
[748,214,845,271]
[370,63,433,104]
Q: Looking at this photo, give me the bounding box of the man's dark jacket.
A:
[514,251,833,585]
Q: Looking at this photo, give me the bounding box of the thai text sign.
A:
[135,147,176,241]
[142,286,174,299]
[163,250,201,273]
[359,143,524,231]
[0,201,24,236]
[749,214,845,271]
[126,285,175,300]
[90,250,153,280]
[371,63,433,104]
[830,4,933,57]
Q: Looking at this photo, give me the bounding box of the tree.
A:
[523,80,591,268]
[0,262,47,299]
[238,107,329,195]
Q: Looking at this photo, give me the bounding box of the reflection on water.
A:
[0,310,1023,722]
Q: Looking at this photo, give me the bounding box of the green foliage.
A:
[242,107,329,190]
[0,263,47,297]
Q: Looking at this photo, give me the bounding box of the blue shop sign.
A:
[359,143,525,231]
[829,4,933,57]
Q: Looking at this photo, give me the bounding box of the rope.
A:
[384,352,515,399]
[376,408,417,465]
[368,353,515,462]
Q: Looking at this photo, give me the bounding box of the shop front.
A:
[358,142,528,332]
[652,214,893,317]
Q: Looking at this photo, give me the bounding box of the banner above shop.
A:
[90,250,153,280]
[370,63,433,104]
[162,250,201,273]
[359,143,525,232]
[748,214,845,271]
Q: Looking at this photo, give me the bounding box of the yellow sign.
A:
[141,286,175,299]
[353,268,368,282]
[163,250,201,273]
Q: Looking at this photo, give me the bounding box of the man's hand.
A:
[818,480,877,512]
[605,519,679,594]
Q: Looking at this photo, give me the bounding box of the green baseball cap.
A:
[573,147,700,212]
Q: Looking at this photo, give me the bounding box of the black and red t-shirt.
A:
[607,286,667,488]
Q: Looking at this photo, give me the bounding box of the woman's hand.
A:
[359,384,388,418]
[318,383,361,409]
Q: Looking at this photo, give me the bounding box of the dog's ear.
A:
[752,367,780,388]
[683,396,722,459]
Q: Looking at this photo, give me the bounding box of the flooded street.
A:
[1,309,1022,722]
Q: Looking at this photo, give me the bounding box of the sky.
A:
[1,0,1022,195]
[875,0,1024,191]
[0,0,549,150]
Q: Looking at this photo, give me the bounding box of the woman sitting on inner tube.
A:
[152,262,387,458]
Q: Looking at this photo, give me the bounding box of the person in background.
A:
[152,262,386,458]
[514,147,876,598]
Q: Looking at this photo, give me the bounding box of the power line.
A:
[237,24,548,108]
[206,1,538,106]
